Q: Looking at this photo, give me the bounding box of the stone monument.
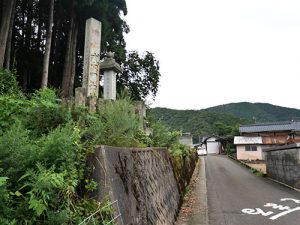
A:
[82,18,102,98]
[100,52,122,100]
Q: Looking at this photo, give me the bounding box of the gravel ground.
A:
[175,157,208,225]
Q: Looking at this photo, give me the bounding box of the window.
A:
[245,145,257,151]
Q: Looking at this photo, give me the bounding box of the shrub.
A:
[169,143,192,157]
[0,68,22,96]
[0,96,27,133]
[0,175,11,218]
[0,122,38,185]
[98,98,140,147]
[23,89,70,136]
[134,129,153,147]
[38,122,84,172]
[149,122,181,148]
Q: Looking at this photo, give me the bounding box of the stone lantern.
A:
[100,52,122,100]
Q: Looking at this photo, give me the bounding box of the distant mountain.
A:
[148,103,300,141]
[204,102,300,122]
[148,107,249,141]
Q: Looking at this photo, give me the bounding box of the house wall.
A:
[236,145,264,160]
[241,132,299,144]
[207,141,221,154]
[265,144,300,189]
[179,135,193,147]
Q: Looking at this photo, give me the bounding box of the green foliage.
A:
[148,121,193,157]
[213,122,233,136]
[0,86,200,224]
[96,98,140,147]
[249,167,265,177]
[148,107,249,139]
[38,123,82,168]
[8,0,161,103]
[0,88,160,224]
[0,68,22,96]
[134,129,153,147]
[23,89,70,136]
[121,51,161,101]
[149,122,181,148]
[0,96,27,132]
[205,102,300,123]
[0,122,38,184]
[169,143,193,157]
[0,89,69,136]
[0,89,91,223]
[0,122,89,223]
[21,165,64,217]
[0,175,12,224]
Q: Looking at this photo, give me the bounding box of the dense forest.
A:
[0,0,160,100]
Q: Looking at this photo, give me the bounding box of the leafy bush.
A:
[134,129,153,147]
[169,143,193,157]
[0,175,11,218]
[149,122,181,148]
[22,89,70,136]
[0,89,69,136]
[96,98,140,147]
[0,122,38,185]
[0,122,90,224]
[80,113,105,146]
[0,96,27,132]
[0,68,22,96]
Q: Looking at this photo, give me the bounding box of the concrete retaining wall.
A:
[88,146,196,225]
[264,144,300,189]
[171,154,197,197]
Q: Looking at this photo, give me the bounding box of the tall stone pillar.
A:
[100,52,122,100]
[82,18,102,98]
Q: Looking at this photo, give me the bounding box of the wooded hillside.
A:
[204,102,300,122]
[148,107,249,141]
[149,102,300,141]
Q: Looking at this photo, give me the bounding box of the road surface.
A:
[205,155,300,225]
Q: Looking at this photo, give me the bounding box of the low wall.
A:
[171,153,198,197]
[264,144,300,189]
[89,146,191,225]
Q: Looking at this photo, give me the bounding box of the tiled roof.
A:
[240,121,300,133]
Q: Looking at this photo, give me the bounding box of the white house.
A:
[179,133,193,148]
[234,136,264,160]
[234,121,300,161]
[202,135,223,154]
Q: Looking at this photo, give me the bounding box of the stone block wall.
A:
[171,153,198,197]
[265,144,300,189]
[88,146,190,225]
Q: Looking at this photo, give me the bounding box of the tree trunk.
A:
[25,0,33,50]
[41,0,54,89]
[61,1,75,98]
[0,0,16,67]
[36,1,43,50]
[4,0,16,69]
[68,22,78,97]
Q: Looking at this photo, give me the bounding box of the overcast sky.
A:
[124,0,300,110]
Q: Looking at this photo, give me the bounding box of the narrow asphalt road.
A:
[205,155,300,225]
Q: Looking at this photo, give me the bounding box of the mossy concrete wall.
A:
[88,146,197,225]
[265,144,300,189]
